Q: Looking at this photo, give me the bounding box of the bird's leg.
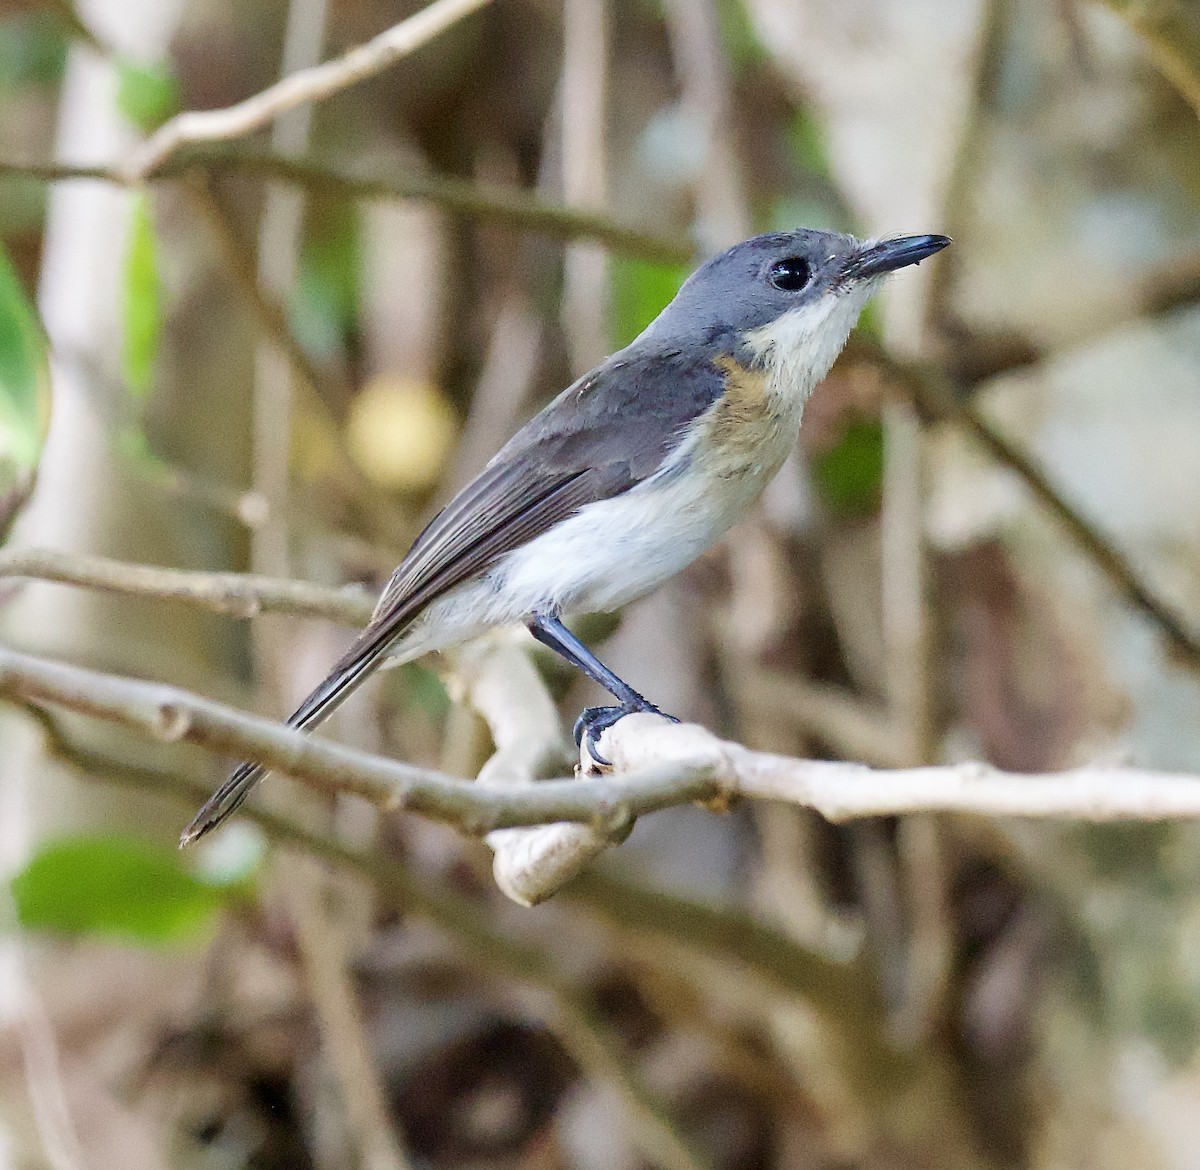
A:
[527,612,679,764]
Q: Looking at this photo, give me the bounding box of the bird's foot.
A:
[573,700,680,767]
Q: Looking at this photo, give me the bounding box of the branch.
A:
[3,642,1200,849]
[126,0,495,179]
[0,645,720,835]
[0,154,692,265]
[449,637,616,907]
[868,348,1200,675]
[1096,0,1200,119]
[593,713,1200,823]
[0,547,375,624]
[6,549,1200,824]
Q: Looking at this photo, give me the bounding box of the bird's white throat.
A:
[744,280,876,404]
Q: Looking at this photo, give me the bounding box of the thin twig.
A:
[0,547,375,624]
[884,355,1200,673]
[126,0,496,179]
[0,644,720,833]
[1095,0,1200,119]
[0,154,693,264]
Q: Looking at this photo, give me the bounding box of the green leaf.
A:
[855,297,883,345]
[10,835,251,944]
[122,196,163,399]
[0,13,68,91]
[610,257,690,349]
[811,417,885,518]
[399,661,450,717]
[717,0,766,74]
[115,58,181,133]
[786,107,834,180]
[0,241,51,534]
[290,199,361,361]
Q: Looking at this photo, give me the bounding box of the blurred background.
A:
[2,0,1200,1166]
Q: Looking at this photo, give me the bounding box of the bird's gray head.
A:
[640,228,949,392]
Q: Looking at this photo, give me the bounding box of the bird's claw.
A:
[573,701,680,766]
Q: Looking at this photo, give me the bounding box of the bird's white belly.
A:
[497,448,785,616]
[384,459,777,666]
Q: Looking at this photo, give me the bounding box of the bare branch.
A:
[0,645,720,834]
[5,548,1199,830]
[869,347,1200,675]
[3,642,1200,854]
[595,713,1200,823]
[1096,0,1200,119]
[126,0,495,179]
[0,547,375,625]
[449,638,618,907]
[0,154,692,264]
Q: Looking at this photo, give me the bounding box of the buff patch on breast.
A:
[703,354,785,461]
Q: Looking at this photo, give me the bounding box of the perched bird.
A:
[182,228,949,845]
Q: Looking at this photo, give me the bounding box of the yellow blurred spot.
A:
[346,375,458,492]
[292,408,344,483]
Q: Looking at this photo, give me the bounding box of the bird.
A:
[181,228,949,846]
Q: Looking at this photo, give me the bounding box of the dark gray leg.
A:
[527,612,679,762]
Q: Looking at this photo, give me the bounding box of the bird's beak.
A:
[849,234,951,279]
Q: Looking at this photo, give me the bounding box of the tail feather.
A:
[179,651,381,847]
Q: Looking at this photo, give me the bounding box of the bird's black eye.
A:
[768,256,811,292]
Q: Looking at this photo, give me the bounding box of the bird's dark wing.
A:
[181,346,725,844]
[368,343,725,629]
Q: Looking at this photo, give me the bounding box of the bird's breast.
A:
[692,353,803,481]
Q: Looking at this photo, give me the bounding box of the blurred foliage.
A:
[121,195,163,400]
[11,834,254,944]
[0,239,50,534]
[716,0,766,74]
[290,199,361,364]
[609,255,689,348]
[811,416,885,517]
[0,12,66,91]
[785,107,834,181]
[115,57,181,133]
[398,660,451,718]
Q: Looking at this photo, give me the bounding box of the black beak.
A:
[850,234,951,278]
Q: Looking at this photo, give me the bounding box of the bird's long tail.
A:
[179,648,382,847]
